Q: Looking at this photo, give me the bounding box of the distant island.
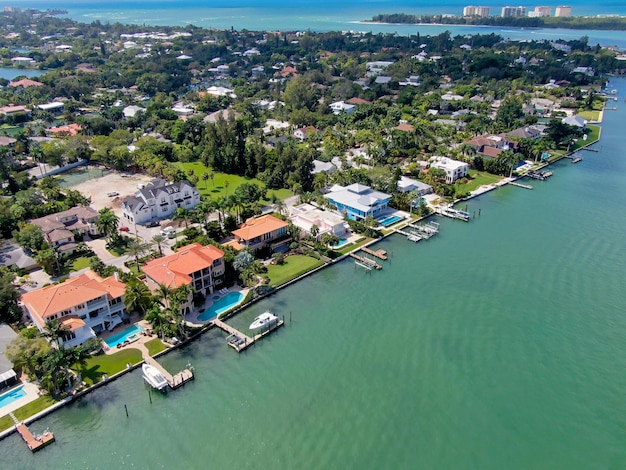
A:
[366,13,626,31]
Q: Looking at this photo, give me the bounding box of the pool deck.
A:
[0,383,41,419]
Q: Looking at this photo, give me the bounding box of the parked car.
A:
[119,226,130,232]
[145,220,160,228]
[107,191,119,197]
[160,227,176,238]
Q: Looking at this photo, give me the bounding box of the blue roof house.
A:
[324,183,391,220]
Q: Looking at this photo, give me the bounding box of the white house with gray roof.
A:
[120,179,200,225]
[324,183,391,220]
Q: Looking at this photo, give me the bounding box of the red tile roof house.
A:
[224,215,289,254]
[21,270,128,347]
[142,243,226,314]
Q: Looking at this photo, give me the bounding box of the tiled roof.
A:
[21,271,126,324]
[142,243,224,288]
[10,78,43,88]
[232,215,288,242]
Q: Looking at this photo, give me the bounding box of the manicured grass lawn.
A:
[455,170,501,194]
[73,348,143,386]
[69,256,92,271]
[570,124,600,152]
[577,110,600,122]
[145,338,168,356]
[266,255,324,287]
[0,395,57,432]
[176,162,292,202]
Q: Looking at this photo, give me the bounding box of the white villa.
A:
[430,157,470,183]
[21,271,128,347]
[290,203,347,238]
[121,178,200,225]
[329,101,356,115]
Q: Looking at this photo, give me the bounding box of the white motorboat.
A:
[142,363,169,391]
[249,312,279,331]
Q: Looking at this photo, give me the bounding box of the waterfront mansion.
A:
[21,270,128,347]
[120,178,200,225]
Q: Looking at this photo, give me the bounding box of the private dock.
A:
[211,318,284,352]
[10,414,54,452]
[360,247,388,260]
[407,221,439,239]
[509,181,533,190]
[144,357,194,390]
[434,206,470,222]
[349,253,382,269]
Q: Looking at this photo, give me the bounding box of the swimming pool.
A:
[377,215,404,227]
[0,385,26,409]
[104,324,144,348]
[198,292,244,322]
[332,237,349,249]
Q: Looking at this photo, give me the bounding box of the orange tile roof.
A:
[61,316,86,331]
[232,215,288,242]
[10,78,43,88]
[394,123,415,132]
[21,270,126,325]
[223,239,244,251]
[142,243,224,288]
[48,123,82,136]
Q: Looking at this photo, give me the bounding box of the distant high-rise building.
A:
[531,6,552,17]
[555,6,572,17]
[463,6,490,18]
[501,6,527,17]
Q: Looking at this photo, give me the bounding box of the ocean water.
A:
[11,1,626,47]
[2,78,626,468]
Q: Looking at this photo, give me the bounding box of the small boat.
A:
[571,155,583,163]
[249,312,279,331]
[142,363,168,391]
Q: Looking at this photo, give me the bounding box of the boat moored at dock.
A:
[250,312,279,331]
[142,363,169,391]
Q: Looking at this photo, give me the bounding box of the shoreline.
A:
[0,102,607,442]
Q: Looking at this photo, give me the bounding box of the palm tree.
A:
[274,199,287,216]
[145,305,170,341]
[124,277,153,315]
[173,207,190,229]
[43,319,70,348]
[156,283,174,308]
[96,207,119,242]
[126,239,147,267]
[201,172,209,189]
[151,233,167,257]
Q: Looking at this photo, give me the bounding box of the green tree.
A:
[124,277,153,315]
[13,223,46,253]
[0,268,22,324]
[151,233,167,257]
[5,334,51,378]
[96,207,119,242]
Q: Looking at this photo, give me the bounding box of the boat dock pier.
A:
[143,357,194,390]
[509,181,533,189]
[211,318,284,353]
[349,253,382,269]
[360,247,388,260]
[434,206,470,222]
[407,221,440,239]
[10,413,54,452]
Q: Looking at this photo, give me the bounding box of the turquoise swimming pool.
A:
[0,385,26,409]
[104,324,144,348]
[332,237,349,248]
[198,292,244,322]
[377,215,404,227]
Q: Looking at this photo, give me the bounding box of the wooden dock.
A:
[144,357,194,390]
[361,247,387,260]
[211,318,284,352]
[349,253,382,269]
[11,413,54,452]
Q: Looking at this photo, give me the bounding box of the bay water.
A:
[2,76,626,467]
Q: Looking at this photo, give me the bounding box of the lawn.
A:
[0,395,57,432]
[577,110,600,122]
[145,338,168,356]
[73,348,143,386]
[571,124,601,152]
[176,162,292,202]
[266,255,324,287]
[455,170,501,194]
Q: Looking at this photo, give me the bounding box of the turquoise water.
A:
[0,67,40,81]
[104,324,144,348]
[198,291,244,321]
[332,237,349,248]
[20,1,625,47]
[0,386,25,409]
